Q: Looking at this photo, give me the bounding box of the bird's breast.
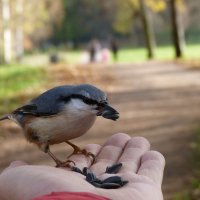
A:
[25,110,96,145]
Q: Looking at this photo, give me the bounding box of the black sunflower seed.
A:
[91,182,102,188]
[105,163,122,174]
[71,166,83,174]
[86,171,96,183]
[83,167,90,176]
[102,176,123,184]
[93,177,103,184]
[101,182,121,189]
[121,180,129,186]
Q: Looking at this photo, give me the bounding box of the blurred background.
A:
[1,0,200,199]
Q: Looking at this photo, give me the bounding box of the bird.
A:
[0,84,119,167]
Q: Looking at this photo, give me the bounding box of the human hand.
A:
[0,133,165,200]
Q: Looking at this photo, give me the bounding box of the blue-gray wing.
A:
[13,85,74,116]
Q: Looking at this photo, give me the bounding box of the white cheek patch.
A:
[70,99,95,111]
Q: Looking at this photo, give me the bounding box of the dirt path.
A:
[1,61,200,199]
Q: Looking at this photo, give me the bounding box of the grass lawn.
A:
[22,44,200,66]
[64,44,200,64]
[0,64,47,115]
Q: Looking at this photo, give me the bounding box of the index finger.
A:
[137,151,165,186]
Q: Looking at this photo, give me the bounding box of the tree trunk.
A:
[15,0,24,62]
[0,16,4,64]
[2,0,12,63]
[139,0,155,59]
[169,0,185,58]
[3,29,12,63]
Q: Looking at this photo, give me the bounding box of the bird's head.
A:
[68,84,119,121]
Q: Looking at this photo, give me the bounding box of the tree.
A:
[114,0,161,59]
[139,0,155,59]
[1,0,12,63]
[0,1,4,63]
[169,0,185,58]
[1,0,63,63]
[53,0,117,45]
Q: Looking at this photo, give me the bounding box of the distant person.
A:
[89,39,101,63]
[101,48,110,63]
[110,39,119,61]
[49,53,59,64]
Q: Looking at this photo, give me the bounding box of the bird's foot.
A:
[55,159,76,168]
[68,147,96,164]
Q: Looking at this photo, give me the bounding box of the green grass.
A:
[64,44,200,64]
[21,44,200,66]
[112,44,200,63]
[172,193,190,200]
[0,64,47,114]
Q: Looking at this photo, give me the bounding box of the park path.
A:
[1,61,200,199]
[99,61,200,199]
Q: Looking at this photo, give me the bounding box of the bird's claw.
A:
[55,160,76,168]
[68,148,96,164]
[82,150,96,164]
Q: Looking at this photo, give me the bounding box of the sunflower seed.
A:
[91,182,102,188]
[93,177,103,184]
[101,182,121,189]
[83,167,91,176]
[86,171,96,183]
[105,163,122,174]
[71,166,83,174]
[102,176,123,184]
[121,180,129,186]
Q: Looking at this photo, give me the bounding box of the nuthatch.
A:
[0,84,119,167]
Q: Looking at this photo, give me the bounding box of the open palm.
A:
[0,133,165,200]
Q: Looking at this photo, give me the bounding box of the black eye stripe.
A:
[60,94,104,106]
[80,97,97,105]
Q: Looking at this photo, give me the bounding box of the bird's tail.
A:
[0,114,9,121]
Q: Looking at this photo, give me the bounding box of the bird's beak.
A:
[96,104,119,121]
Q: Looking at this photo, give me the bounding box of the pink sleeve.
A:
[32,192,111,200]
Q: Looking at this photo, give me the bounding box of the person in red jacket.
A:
[0,133,165,200]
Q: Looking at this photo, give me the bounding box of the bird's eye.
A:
[99,101,108,106]
[96,105,101,110]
